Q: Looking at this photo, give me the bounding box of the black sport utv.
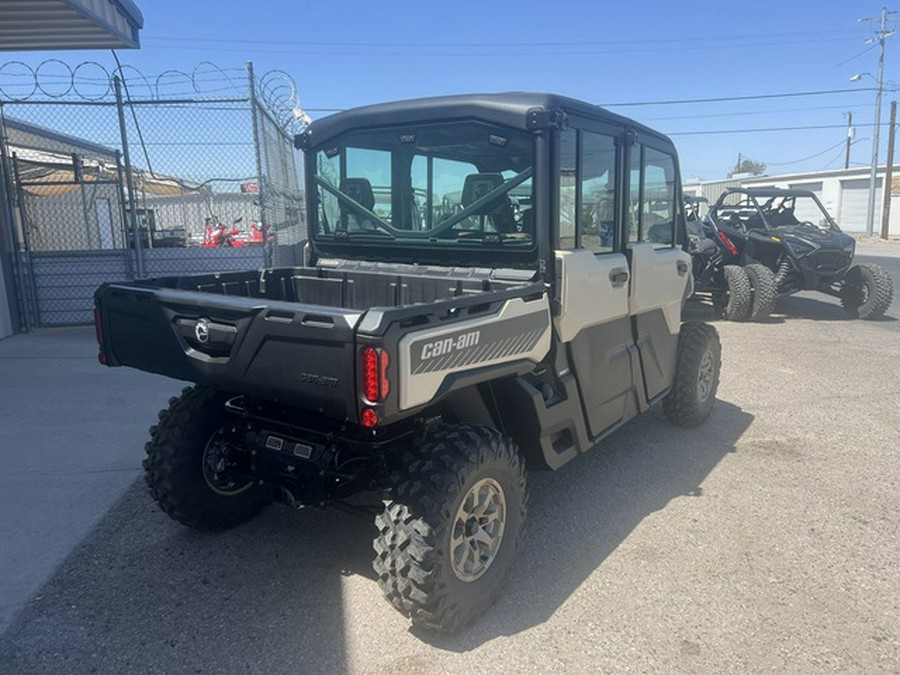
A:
[706,188,893,320]
[94,93,721,632]
[684,195,773,321]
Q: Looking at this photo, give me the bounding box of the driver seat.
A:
[339,177,377,230]
[460,173,517,234]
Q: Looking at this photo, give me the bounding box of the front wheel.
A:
[841,263,894,320]
[663,322,722,428]
[373,424,527,633]
[713,265,751,321]
[744,263,778,322]
[144,386,269,531]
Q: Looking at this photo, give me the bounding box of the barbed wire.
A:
[0,58,310,136]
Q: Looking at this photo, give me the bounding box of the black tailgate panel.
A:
[98,284,360,418]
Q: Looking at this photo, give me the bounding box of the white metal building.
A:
[0,0,144,339]
[684,166,899,235]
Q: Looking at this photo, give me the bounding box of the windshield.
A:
[759,196,837,231]
[713,193,838,232]
[313,121,535,249]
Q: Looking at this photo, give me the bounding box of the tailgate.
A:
[96,283,362,418]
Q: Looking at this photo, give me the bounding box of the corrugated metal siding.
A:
[21,245,307,327]
[0,0,142,51]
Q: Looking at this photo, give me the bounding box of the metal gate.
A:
[0,60,307,329]
[9,148,133,327]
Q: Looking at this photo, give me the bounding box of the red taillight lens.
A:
[361,408,378,428]
[94,307,107,365]
[717,230,739,257]
[379,349,390,398]
[362,346,380,402]
[360,346,390,425]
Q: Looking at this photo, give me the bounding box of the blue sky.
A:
[4,0,899,179]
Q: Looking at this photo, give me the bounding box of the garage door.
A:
[839,178,883,231]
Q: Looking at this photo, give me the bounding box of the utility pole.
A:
[860,7,899,236]
[845,111,854,169]
[881,100,897,239]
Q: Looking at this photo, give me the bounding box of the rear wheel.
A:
[663,322,722,428]
[841,263,893,320]
[713,265,751,321]
[744,263,778,321]
[144,386,269,531]
[373,424,527,633]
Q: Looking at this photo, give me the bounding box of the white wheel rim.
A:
[450,478,507,582]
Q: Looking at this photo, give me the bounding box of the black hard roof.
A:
[725,187,817,199]
[301,92,673,148]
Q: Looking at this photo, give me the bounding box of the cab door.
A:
[626,142,691,401]
[554,126,637,438]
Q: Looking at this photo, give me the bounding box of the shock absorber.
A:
[773,257,791,290]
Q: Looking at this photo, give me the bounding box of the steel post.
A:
[114,76,145,278]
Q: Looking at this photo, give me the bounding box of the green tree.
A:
[729,158,766,177]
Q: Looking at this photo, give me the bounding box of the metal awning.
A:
[0,0,144,51]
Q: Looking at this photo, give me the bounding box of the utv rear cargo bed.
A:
[95,262,541,417]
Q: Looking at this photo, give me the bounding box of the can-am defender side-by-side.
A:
[94,93,721,632]
[684,196,773,321]
[707,188,893,319]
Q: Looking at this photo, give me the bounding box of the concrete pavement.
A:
[0,245,898,672]
[0,327,180,632]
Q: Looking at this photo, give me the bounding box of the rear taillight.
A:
[717,230,739,257]
[360,346,390,427]
[94,307,107,365]
[362,346,380,402]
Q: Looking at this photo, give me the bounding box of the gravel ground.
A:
[1,258,898,674]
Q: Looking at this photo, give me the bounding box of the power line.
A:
[766,139,848,166]
[668,122,885,136]
[603,87,876,107]
[641,102,875,122]
[144,28,862,49]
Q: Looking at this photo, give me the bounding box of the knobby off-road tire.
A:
[713,265,752,321]
[144,385,269,531]
[841,263,894,320]
[373,424,527,633]
[744,263,778,322]
[663,322,722,428]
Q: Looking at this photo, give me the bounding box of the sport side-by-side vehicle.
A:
[94,93,722,632]
[684,195,773,322]
[706,188,893,320]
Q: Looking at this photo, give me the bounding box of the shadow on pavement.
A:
[0,401,753,670]
[422,400,753,650]
[0,485,374,674]
[772,295,897,323]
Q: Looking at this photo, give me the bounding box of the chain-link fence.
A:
[0,61,307,328]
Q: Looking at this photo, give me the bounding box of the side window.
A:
[628,146,642,243]
[641,147,676,248]
[558,129,577,248]
[558,129,617,252]
[316,149,342,234]
[580,132,617,253]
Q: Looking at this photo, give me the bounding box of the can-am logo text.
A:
[420,331,480,360]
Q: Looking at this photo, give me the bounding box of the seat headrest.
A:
[461,173,507,214]
[340,178,375,211]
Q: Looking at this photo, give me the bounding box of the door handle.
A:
[676,260,689,276]
[609,268,629,287]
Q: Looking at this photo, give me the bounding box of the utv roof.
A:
[724,187,818,199]
[297,92,674,149]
